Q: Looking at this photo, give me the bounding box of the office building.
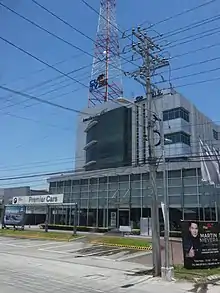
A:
[47,89,220,228]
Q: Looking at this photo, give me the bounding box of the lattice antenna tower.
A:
[88,0,123,107]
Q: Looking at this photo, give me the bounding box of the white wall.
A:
[132,90,220,165]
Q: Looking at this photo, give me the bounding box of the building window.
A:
[213,129,218,140]
[164,131,191,146]
[163,107,189,122]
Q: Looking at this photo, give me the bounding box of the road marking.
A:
[76,247,123,257]
[0,240,58,249]
[39,244,92,254]
[38,249,70,254]
[38,242,83,249]
[22,242,59,248]
[116,250,152,261]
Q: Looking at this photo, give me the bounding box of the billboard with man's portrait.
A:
[181,221,220,269]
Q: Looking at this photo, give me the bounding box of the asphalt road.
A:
[0,237,150,293]
[0,237,196,293]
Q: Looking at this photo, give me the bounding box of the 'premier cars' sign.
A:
[12,194,64,205]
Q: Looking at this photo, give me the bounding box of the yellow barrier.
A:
[91,241,152,251]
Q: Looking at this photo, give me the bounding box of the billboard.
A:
[3,205,26,226]
[12,194,63,205]
[181,221,220,269]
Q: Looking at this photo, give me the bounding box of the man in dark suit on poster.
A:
[183,221,202,268]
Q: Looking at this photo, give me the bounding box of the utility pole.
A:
[126,27,169,277]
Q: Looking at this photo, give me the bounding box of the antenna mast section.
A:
[88,0,123,107]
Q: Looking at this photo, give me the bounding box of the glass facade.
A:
[85,107,132,170]
[163,107,190,122]
[49,168,219,228]
[164,131,191,146]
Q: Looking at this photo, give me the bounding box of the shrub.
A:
[39,224,110,233]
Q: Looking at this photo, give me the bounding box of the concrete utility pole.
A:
[127,27,169,277]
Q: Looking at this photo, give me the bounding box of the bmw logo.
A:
[13,197,18,204]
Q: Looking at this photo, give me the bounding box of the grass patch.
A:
[0,229,79,241]
[174,265,220,282]
[92,236,151,248]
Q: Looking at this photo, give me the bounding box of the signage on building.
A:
[89,73,107,92]
[12,194,64,205]
[110,212,116,227]
[181,220,220,269]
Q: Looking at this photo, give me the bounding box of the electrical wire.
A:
[157,13,220,41]
[3,3,220,115]
[1,150,220,183]
[3,1,136,73]
[0,63,92,106]
[141,0,217,28]
[0,84,89,115]
[31,0,136,68]
[0,35,90,89]
[165,25,220,50]
[0,52,140,115]
[1,52,84,87]
[121,0,217,41]
[170,41,220,60]
[0,138,219,173]
[3,112,74,132]
[156,64,220,85]
[169,75,220,89]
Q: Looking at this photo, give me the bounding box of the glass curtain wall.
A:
[49,168,218,228]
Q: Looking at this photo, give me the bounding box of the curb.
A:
[68,235,86,242]
[0,234,81,242]
[91,241,152,251]
[0,234,69,241]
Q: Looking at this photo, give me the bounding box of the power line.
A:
[0,53,138,114]
[172,74,220,89]
[0,84,89,115]
[171,41,220,60]
[1,52,84,87]
[2,112,74,132]
[0,35,90,90]
[155,54,220,79]
[0,63,91,107]
[0,4,134,103]
[157,13,220,41]
[141,0,217,28]
[165,25,220,50]
[156,64,220,85]
[1,152,220,182]
[31,0,136,69]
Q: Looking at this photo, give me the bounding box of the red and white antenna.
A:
[88,0,123,107]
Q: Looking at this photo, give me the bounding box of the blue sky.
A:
[0,0,219,189]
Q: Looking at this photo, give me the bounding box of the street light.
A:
[159,120,174,281]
